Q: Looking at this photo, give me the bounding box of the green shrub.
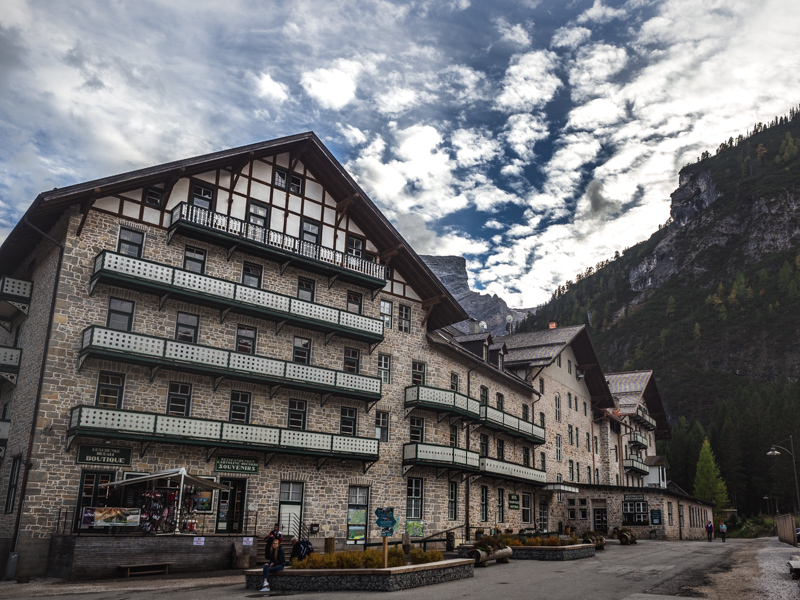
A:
[290,556,310,570]
[409,548,445,564]
[336,551,364,569]
[544,536,560,547]
[362,549,384,569]
[524,537,542,546]
[388,546,406,567]
[426,550,443,562]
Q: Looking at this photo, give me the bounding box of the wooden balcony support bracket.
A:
[379,244,403,264]
[324,331,336,346]
[0,372,18,387]
[326,274,339,289]
[366,399,380,414]
[139,441,151,459]
[334,194,357,228]
[316,457,329,471]
[0,320,11,334]
[158,293,171,312]
[437,412,450,424]
[206,447,219,463]
[226,244,240,262]
[161,168,185,207]
[220,307,232,324]
[368,341,381,355]
[279,259,293,276]
[75,190,100,238]
[268,385,282,400]
[264,452,277,467]
[363,460,377,475]
[149,365,161,383]
[404,406,415,419]
[370,287,384,302]
[213,376,226,392]
[228,153,254,205]
[166,228,177,245]
[420,296,443,327]
[65,435,76,452]
[436,468,450,480]
[77,354,87,372]
[402,465,414,476]
[468,474,483,485]
[288,148,307,176]
[319,392,332,407]
[275,320,287,335]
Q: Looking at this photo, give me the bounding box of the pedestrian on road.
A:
[260,538,285,592]
[706,520,714,542]
[720,522,727,542]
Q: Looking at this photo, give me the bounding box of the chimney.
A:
[548,322,557,329]
[467,318,480,334]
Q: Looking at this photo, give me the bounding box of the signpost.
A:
[375,508,397,568]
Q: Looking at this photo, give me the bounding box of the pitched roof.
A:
[605,370,670,440]
[1,132,467,329]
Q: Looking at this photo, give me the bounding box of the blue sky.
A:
[2,0,800,306]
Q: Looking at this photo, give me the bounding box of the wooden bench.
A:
[787,556,800,580]
[119,562,174,577]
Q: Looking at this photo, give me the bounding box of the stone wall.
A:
[511,544,595,560]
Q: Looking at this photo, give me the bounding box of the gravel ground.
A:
[754,537,800,600]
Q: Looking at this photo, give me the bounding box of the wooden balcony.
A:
[628,431,648,449]
[623,457,649,475]
[78,326,382,403]
[168,203,387,290]
[479,457,547,486]
[479,405,546,445]
[67,406,379,469]
[403,385,481,420]
[90,251,384,344]
[402,443,480,476]
[0,346,21,387]
[0,276,33,327]
[631,407,656,430]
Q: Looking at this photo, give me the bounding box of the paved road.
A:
[0,538,764,600]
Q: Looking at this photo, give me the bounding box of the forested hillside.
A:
[516,104,800,516]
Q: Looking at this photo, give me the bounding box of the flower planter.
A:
[511,544,596,561]
[467,546,513,566]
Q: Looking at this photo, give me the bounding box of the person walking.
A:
[720,522,727,542]
[705,520,714,542]
[260,538,285,592]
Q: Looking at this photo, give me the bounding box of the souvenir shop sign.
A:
[77,445,132,466]
[624,494,645,501]
[508,494,520,510]
[81,507,140,527]
[214,456,258,474]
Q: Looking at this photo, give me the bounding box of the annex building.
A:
[0,133,712,579]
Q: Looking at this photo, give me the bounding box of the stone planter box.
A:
[511,544,596,561]
[244,558,474,591]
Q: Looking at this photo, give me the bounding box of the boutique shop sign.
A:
[77,445,132,466]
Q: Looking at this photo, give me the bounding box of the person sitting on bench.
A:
[260,538,285,592]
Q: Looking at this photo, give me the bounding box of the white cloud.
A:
[567,97,625,130]
[484,219,504,229]
[503,113,549,161]
[375,87,421,115]
[494,50,562,113]
[254,72,289,104]
[300,59,366,110]
[451,128,502,168]
[577,0,627,24]
[337,122,368,145]
[569,43,628,102]
[550,26,591,49]
[495,17,532,48]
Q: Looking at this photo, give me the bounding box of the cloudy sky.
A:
[2,0,800,307]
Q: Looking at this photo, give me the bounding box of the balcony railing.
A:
[479,405,546,444]
[91,251,383,343]
[0,276,33,321]
[404,385,481,419]
[0,346,21,387]
[624,457,649,475]
[479,457,547,485]
[0,418,9,446]
[67,405,379,460]
[402,443,480,474]
[628,431,648,448]
[169,203,387,288]
[633,406,657,430]
[79,326,382,401]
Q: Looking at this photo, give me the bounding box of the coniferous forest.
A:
[516,104,800,517]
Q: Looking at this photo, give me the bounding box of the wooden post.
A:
[324,537,336,554]
[382,535,388,568]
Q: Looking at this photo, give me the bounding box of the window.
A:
[540,452,546,471]
[275,169,303,195]
[586,432,591,452]
[523,447,530,467]
[288,400,306,430]
[580,508,588,520]
[410,417,424,443]
[668,502,674,526]
[407,478,423,521]
[280,481,303,503]
[479,434,489,457]
[575,427,580,446]
[497,488,505,523]
[449,424,458,447]
[348,486,369,543]
[496,439,505,461]
[555,394,561,422]
[293,337,311,364]
[577,462,581,482]
[568,507,576,520]
[411,361,425,385]
[175,312,199,343]
[584,402,587,416]
[594,436,598,454]
[614,445,618,462]
[448,481,458,520]
[343,347,360,373]
[575,397,579,411]
[568,394,572,410]
[567,359,572,374]
[107,298,134,332]
[616,474,620,486]
[190,182,214,209]
[236,325,256,355]
[556,474,563,503]
[118,228,144,258]
[184,246,206,274]
[539,498,549,530]
[301,218,320,245]
[229,391,250,424]
[587,466,592,483]
[167,382,191,416]
[346,291,362,314]
[297,277,315,302]
[398,305,411,333]
[96,372,124,408]
[479,386,488,406]
[522,493,532,523]
[480,486,489,521]
[595,468,599,484]
[378,354,391,384]
[143,187,162,208]
[247,200,269,228]
[568,425,573,446]
[4,457,21,514]
[539,377,544,394]
[375,411,389,442]
[346,235,364,258]
[496,393,504,411]
[340,407,357,436]
[568,460,574,481]
[450,372,459,392]
[557,354,561,367]
[380,300,392,329]
[522,404,529,422]
[622,501,649,525]
[556,435,562,462]
[242,263,262,288]
[540,412,545,428]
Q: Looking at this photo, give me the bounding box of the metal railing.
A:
[0,276,32,300]
[403,443,481,470]
[629,431,648,448]
[634,406,657,430]
[93,251,383,339]
[0,346,21,369]
[170,203,387,282]
[623,457,649,474]
[479,457,547,484]
[80,326,382,398]
[404,385,481,417]
[479,405,546,443]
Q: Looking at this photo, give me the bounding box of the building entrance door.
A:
[75,471,115,531]
[215,478,246,533]
[278,482,304,539]
[594,508,608,533]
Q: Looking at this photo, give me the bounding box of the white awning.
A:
[541,483,580,494]
[98,467,230,490]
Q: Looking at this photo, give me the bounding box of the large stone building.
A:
[0,133,712,579]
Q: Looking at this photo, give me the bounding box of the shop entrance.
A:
[215,478,246,533]
[594,508,608,533]
[278,482,304,539]
[75,470,116,531]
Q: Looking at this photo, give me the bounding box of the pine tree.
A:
[693,438,731,513]
[665,296,676,318]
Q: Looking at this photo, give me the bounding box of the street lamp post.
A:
[767,435,800,515]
